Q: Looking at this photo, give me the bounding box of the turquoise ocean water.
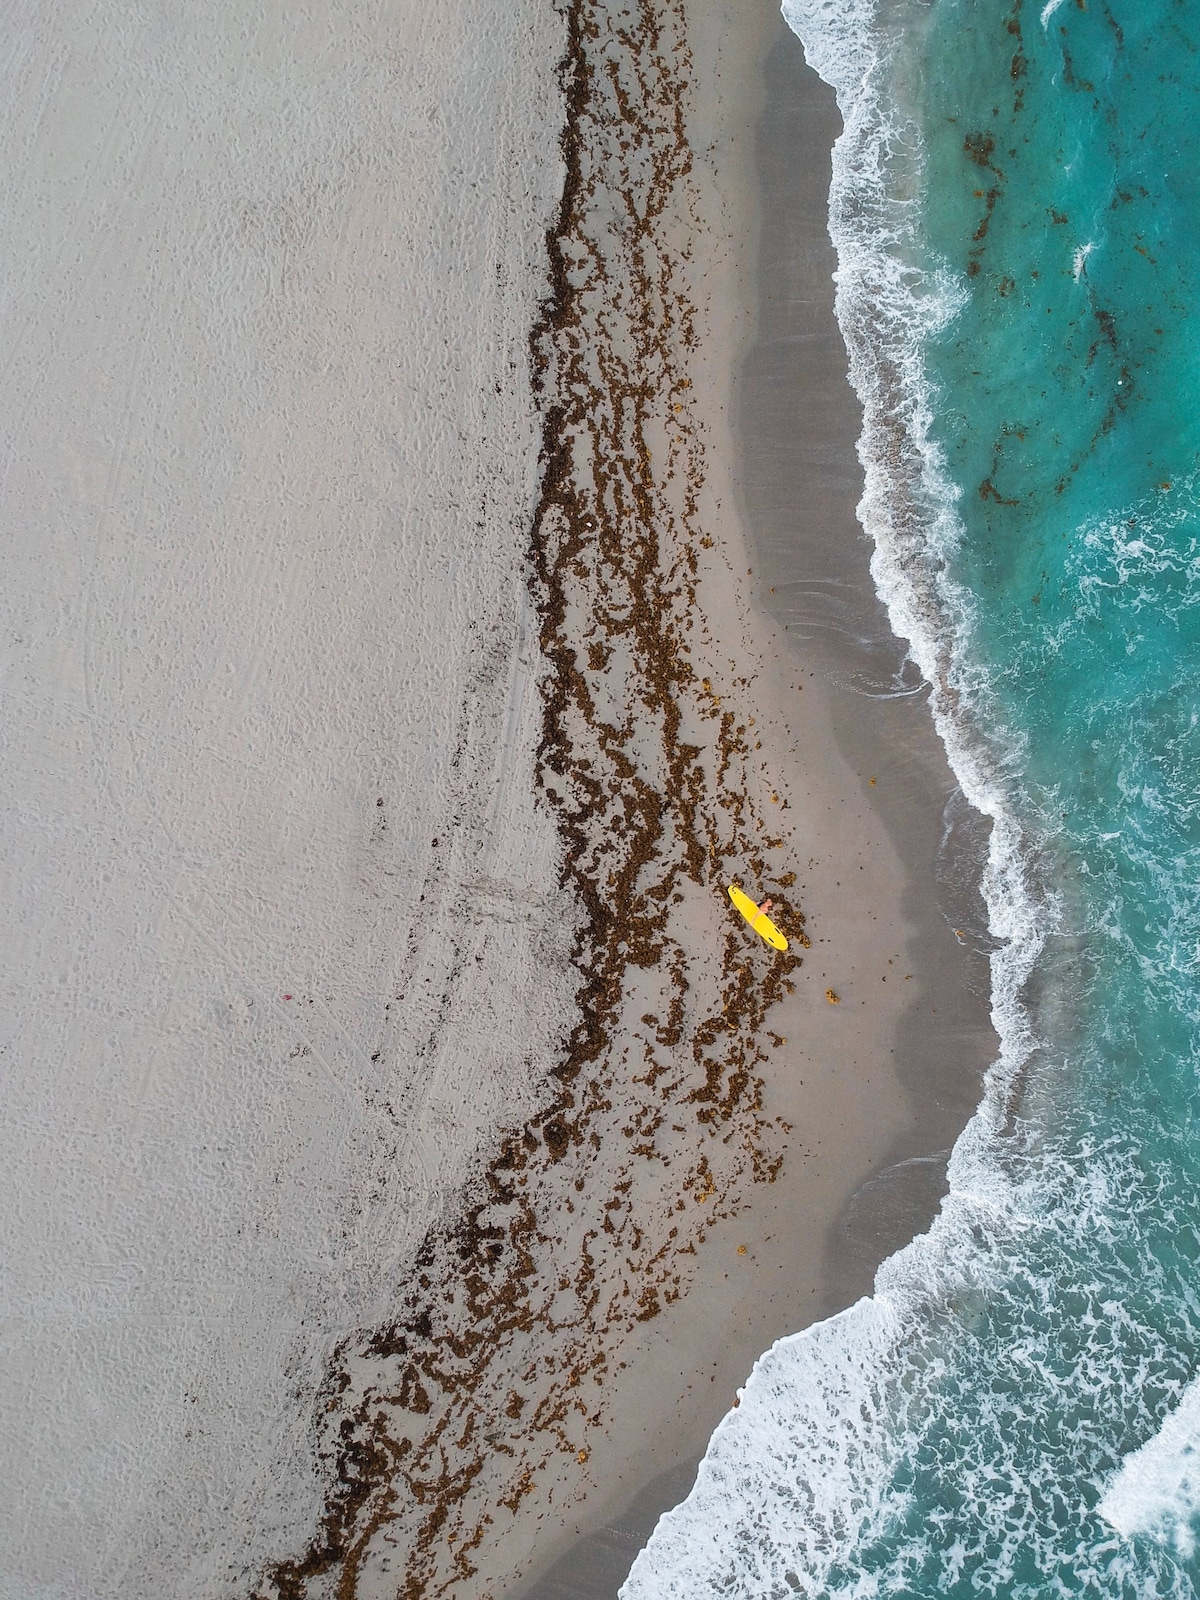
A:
[626,0,1200,1593]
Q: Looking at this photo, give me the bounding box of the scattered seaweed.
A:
[251,4,804,1594]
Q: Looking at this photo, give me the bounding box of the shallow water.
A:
[626,0,1200,1592]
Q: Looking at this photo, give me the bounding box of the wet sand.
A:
[741,13,997,1313]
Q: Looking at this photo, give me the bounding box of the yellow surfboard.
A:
[728,884,789,951]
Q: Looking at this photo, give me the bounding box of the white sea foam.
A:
[623,0,1055,1591]
[1101,1378,1200,1556]
[623,1301,910,1598]
[1041,0,1069,28]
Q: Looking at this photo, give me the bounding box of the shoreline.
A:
[742,15,997,1313]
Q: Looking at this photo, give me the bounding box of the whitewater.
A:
[626,0,1200,1594]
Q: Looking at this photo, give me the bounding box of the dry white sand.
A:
[0,2,573,1594]
[0,2,996,1596]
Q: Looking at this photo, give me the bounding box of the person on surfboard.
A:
[727,883,789,950]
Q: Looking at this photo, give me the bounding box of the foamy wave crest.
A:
[1101,1379,1200,1558]
[621,1301,908,1597]
[623,0,1059,1591]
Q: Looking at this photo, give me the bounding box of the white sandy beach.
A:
[0,2,574,1593]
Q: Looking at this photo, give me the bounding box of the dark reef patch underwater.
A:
[626,0,1200,1594]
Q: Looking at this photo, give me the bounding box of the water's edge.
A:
[518,11,996,1594]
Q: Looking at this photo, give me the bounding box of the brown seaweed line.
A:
[249,5,807,1596]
